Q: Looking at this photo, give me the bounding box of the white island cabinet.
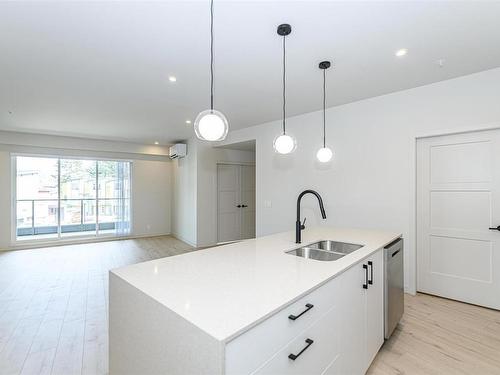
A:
[110,227,399,375]
[339,248,384,375]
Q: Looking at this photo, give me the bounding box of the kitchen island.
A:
[109,227,401,375]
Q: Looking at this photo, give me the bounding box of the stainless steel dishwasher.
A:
[384,237,404,339]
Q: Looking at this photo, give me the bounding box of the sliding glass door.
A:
[16,157,59,239]
[97,160,131,236]
[15,156,131,241]
[60,159,97,237]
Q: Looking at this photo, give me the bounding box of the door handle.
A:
[288,338,314,360]
[489,226,500,231]
[236,205,242,208]
[288,303,314,321]
[241,204,248,208]
[368,261,373,285]
[363,264,368,289]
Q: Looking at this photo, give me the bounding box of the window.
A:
[15,156,131,241]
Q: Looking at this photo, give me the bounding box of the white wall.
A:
[132,160,172,237]
[218,67,500,292]
[171,138,198,246]
[170,138,256,247]
[0,151,11,249]
[0,132,173,250]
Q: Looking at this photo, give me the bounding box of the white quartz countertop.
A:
[111,227,401,342]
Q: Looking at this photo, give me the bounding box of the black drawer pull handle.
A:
[391,249,401,257]
[489,226,500,231]
[368,261,373,285]
[363,264,368,289]
[288,303,314,321]
[288,338,314,360]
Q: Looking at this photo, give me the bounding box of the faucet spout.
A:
[296,190,327,244]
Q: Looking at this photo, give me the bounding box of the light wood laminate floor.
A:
[1,237,499,375]
[0,236,194,375]
[368,293,500,375]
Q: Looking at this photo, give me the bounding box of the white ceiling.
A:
[1,1,500,145]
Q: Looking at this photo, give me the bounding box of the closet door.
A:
[217,164,241,242]
[417,129,500,309]
[240,165,256,240]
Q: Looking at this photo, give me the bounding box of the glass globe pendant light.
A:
[316,61,333,163]
[194,0,229,141]
[273,24,297,154]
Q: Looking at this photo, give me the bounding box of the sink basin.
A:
[286,240,364,261]
[308,240,363,254]
[286,247,346,261]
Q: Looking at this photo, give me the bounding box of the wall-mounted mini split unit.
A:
[169,143,187,159]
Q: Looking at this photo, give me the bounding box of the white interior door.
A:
[217,164,256,243]
[240,165,256,240]
[217,164,241,243]
[417,129,500,309]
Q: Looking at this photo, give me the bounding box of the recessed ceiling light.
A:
[154,141,159,145]
[395,48,408,57]
[168,76,177,82]
[185,120,191,124]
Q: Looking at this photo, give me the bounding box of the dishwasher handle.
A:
[391,249,401,258]
[384,237,403,264]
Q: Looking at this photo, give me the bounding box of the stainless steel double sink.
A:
[286,240,363,261]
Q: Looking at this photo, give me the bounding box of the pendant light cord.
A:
[210,0,214,111]
[323,68,326,148]
[282,35,286,135]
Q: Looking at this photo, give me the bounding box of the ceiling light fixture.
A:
[154,141,159,145]
[194,0,229,142]
[169,76,177,82]
[316,61,333,163]
[273,24,296,155]
[395,48,408,57]
[185,120,191,124]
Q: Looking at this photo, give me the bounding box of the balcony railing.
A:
[16,198,129,237]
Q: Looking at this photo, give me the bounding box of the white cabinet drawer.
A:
[252,304,341,375]
[225,277,340,375]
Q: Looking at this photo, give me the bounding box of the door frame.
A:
[216,161,256,244]
[410,121,500,295]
